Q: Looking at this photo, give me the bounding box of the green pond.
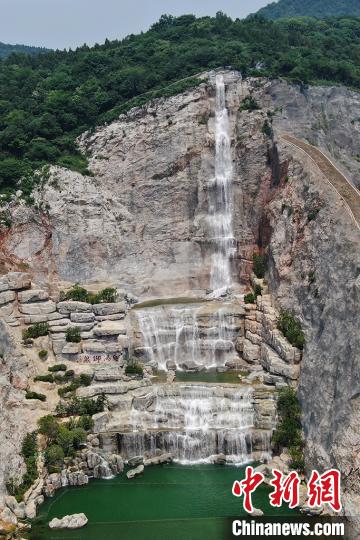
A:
[152,369,246,384]
[30,464,298,540]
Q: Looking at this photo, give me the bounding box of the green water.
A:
[152,369,246,384]
[132,297,206,310]
[30,464,297,540]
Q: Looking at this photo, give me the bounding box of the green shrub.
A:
[55,395,106,417]
[308,271,316,284]
[261,119,272,137]
[57,373,92,397]
[272,388,304,473]
[239,95,260,112]
[60,284,88,302]
[95,287,118,303]
[22,323,49,340]
[254,284,262,296]
[277,310,305,350]
[65,327,81,343]
[25,391,46,401]
[21,432,37,459]
[38,349,48,360]
[65,369,75,379]
[34,374,54,383]
[60,284,118,304]
[48,364,67,372]
[77,415,94,431]
[253,253,267,279]
[125,363,144,376]
[244,293,256,304]
[45,444,64,466]
[70,427,87,449]
[308,208,319,221]
[38,415,61,442]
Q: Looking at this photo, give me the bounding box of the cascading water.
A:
[208,74,236,296]
[134,303,239,371]
[119,384,257,464]
[115,73,272,467]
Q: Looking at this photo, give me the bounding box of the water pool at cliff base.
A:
[30,464,298,540]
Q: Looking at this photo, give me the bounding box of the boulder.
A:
[94,366,124,381]
[144,453,173,466]
[0,507,17,525]
[0,291,15,306]
[127,456,144,467]
[109,454,124,474]
[6,272,31,290]
[25,500,37,519]
[49,513,88,529]
[19,301,56,315]
[243,339,260,364]
[126,464,144,479]
[71,312,95,323]
[93,320,127,337]
[86,452,102,469]
[18,289,49,303]
[93,302,126,316]
[212,453,226,465]
[0,276,9,292]
[249,508,264,517]
[67,471,89,486]
[48,318,70,327]
[62,342,82,354]
[57,301,92,314]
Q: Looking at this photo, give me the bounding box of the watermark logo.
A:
[232,466,341,513]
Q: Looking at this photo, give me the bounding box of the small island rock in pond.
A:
[49,513,88,529]
[126,464,144,479]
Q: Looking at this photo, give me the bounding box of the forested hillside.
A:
[256,0,360,19]
[0,13,359,196]
[0,42,49,59]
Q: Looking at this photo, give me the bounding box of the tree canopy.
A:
[255,0,360,20]
[0,13,359,195]
[0,42,50,59]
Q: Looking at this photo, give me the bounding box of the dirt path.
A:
[281,134,360,229]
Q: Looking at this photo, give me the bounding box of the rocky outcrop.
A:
[126,465,144,479]
[49,513,88,529]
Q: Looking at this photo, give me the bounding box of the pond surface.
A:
[30,464,298,540]
[151,369,246,384]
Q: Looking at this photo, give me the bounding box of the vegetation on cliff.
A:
[6,432,38,501]
[277,310,305,349]
[0,13,359,195]
[255,0,360,20]
[272,387,305,472]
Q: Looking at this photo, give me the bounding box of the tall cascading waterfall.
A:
[208,74,236,296]
[115,73,271,467]
[119,384,256,464]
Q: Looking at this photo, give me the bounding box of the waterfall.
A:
[118,384,258,465]
[208,74,235,296]
[135,303,238,371]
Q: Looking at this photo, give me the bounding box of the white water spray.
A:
[209,74,235,296]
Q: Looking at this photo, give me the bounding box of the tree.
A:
[37,415,60,442]
[45,444,64,466]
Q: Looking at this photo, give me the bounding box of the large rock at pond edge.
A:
[49,513,88,529]
[126,464,144,479]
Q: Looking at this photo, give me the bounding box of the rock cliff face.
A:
[0,71,359,528]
